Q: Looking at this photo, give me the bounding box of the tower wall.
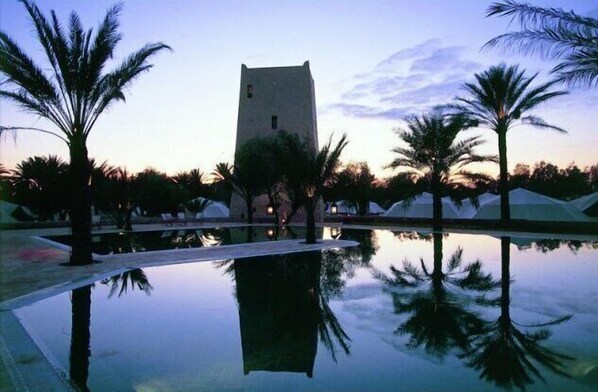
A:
[230,61,322,222]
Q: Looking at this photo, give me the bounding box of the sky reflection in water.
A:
[15,229,598,391]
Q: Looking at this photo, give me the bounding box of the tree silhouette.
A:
[451,64,567,227]
[387,109,496,231]
[485,0,598,87]
[0,0,169,264]
[274,131,348,243]
[11,155,69,220]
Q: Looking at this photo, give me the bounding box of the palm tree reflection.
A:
[100,268,153,298]
[376,233,498,359]
[69,284,92,392]
[460,236,573,390]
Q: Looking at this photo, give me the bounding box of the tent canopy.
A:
[383,192,460,219]
[471,188,592,222]
[458,192,499,219]
[188,197,230,218]
[569,192,598,216]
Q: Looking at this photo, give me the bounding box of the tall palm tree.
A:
[485,1,598,88]
[0,1,170,264]
[387,109,497,231]
[275,132,348,244]
[451,64,567,227]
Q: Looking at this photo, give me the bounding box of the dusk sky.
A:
[1,0,597,178]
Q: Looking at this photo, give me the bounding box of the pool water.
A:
[44,226,316,255]
[14,229,598,391]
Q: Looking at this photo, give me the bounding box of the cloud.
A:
[327,40,485,121]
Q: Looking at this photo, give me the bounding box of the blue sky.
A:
[1,0,597,178]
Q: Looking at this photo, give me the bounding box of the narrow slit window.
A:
[271,116,278,129]
[247,84,253,98]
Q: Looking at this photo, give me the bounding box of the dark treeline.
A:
[3,156,596,225]
[0,157,231,228]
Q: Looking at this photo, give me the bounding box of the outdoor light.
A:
[266,228,276,240]
[330,227,342,240]
[330,202,338,215]
[306,186,315,198]
[266,204,274,216]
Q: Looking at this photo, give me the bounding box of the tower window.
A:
[271,115,278,129]
[247,84,253,98]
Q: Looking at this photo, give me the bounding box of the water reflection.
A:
[100,268,154,298]
[69,285,91,392]
[377,234,575,390]
[69,269,153,390]
[460,237,574,390]
[498,236,597,254]
[375,233,498,359]
[221,251,353,377]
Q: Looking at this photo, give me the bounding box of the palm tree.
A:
[0,1,170,264]
[212,157,264,224]
[173,168,207,200]
[275,132,348,244]
[387,109,497,231]
[451,64,567,227]
[12,155,69,220]
[485,1,598,87]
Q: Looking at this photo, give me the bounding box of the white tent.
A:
[0,200,35,223]
[471,188,592,222]
[203,202,229,218]
[0,200,19,223]
[383,192,460,219]
[187,197,230,218]
[458,192,499,218]
[569,192,598,215]
[369,201,386,215]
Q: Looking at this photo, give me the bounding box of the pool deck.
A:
[0,222,597,392]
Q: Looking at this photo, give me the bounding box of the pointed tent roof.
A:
[569,192,598,215]
[458,192,499,219]
[383,192,460,219]
[188,197,230,218]
[471,188,592,222]
[369,201,386,215]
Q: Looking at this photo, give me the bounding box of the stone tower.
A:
[230,61,322,222]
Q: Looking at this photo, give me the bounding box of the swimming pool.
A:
[13,228,598,391]
[44,226,317,255]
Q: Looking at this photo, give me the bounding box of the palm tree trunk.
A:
[305,200,317,244]
[432,232,444,296]
[245,197,253,224]
[69,136,93,265]
[498,130,511,227]
[432,175,443,231]
[70,285,91,392]
[500,236,511,321]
